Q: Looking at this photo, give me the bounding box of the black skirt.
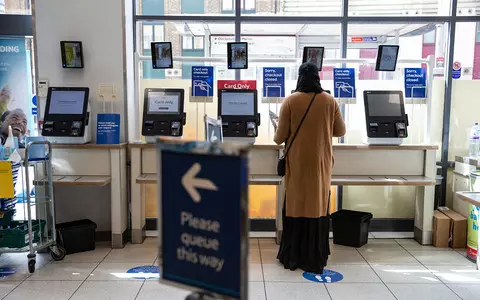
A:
[277,199,330,274]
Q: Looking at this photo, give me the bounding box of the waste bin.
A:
[331,209,373,248]
[56,219,97,255]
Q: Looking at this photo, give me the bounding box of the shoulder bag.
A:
[277,93,317,176]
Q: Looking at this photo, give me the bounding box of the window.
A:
[1,0,31,14]
[142,24,164,50]
[222,0,255,13]
[194,36,204,49]
[182,36,204,50]
[182,36,193,49]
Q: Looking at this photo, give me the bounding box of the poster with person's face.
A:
[0,38,31,144]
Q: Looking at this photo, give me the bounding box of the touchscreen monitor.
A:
[365,92,403,117]
[60,41,84,69]
[375,45,400,71]
[147,90,181,114]
[151,42,173,69]
[48,89,87,115]
[227,42,248,69]
[220,90,256,116]
[302,47,325,71]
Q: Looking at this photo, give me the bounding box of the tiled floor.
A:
[0,238,477,299]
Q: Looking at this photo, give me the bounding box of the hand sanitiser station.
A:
[42,87,91,144]
[141,88,186,142]
[363,90,409,145]
[218,89,260,143]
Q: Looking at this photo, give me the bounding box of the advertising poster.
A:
[192,66,214,97]
[263,67,285,98]
[0,38,31,146]
[333,68,356,98]
[404,68,427,98]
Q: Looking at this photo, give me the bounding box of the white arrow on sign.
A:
[181,163,218,203]
[210,130,218,142]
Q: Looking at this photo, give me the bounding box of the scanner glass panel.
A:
[48,90,86,115]
[220,91,255,116]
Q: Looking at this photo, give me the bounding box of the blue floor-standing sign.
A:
[303,269,344,283]
[192,66,214,97]
[263,67,285,98]
[404,68,427,98]
[159,143,248,299]
[333,68,356,98]
[96,113,120,144]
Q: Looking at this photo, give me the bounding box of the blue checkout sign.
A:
[192,66,214,97]
[263,67,285,97]
[333,68,356,98]
[160,147,248,298]
[96,113,120,144]
[404,68,427,98]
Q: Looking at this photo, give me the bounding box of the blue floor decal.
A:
[126,265,160,279]
[303,269,343,283]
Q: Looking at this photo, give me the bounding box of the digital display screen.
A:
[375,45,400,71]
[148,91,180,114]
[221,91,255,116]
[151,42,173,69]
[302,47,325,71]
[48,90,86,115]
[228,42,248,69]
[366,93,402,116]
[61,41,84,68]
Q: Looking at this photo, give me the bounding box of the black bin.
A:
[56,219,97,255]
[331,210,373,248]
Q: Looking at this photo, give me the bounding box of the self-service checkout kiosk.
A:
[42,87,91,144]
[218,89,260,143]
[364,90,409,145]
[142,88,186,142]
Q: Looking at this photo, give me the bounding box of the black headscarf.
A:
[294,62,324,94]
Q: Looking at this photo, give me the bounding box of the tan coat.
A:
[274,92,346,218]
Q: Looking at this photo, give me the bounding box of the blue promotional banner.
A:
[96,114,120,144]
[192,66,214,97]
[160,147,248,298]
[404,68,427,98]
[0,38,32,143]
[263,67,285,97]
[333,68,356,98]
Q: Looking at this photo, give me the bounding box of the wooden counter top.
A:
[128,142,437,151]
[52,143,128,150]
[456,192,480,206]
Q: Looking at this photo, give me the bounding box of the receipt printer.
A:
[218,89,260,138]
[142,88,186,141]
[42,87,91,144]
[364,90,409,145]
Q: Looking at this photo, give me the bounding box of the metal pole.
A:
[234,0,241,80]
[439,0,457,207]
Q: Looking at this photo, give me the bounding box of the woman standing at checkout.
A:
[274,62,346,274]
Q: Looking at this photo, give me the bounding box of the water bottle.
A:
[3,125,15,160]
[469,122,480,158]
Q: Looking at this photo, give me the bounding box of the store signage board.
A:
[333,68,356,98]
[96,114,120,144]
[453,61,462,79]
[404,68,427,98]
[158,143,248,299]
[192,66,214,97]
[217,80,256,90]
[263,67,285,98]
[349,36,378,43]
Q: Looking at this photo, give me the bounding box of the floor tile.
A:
[387,283,461,300]
[361,249,419,265]
[4,281,82,300]
[87,262,151,281]
[136,281,189,300]
[0,282,21,298]
[59,247,111,263]
[250,247,261,264]
[262,263,304,282]
[258,238,277,249]
[448,284,480,299]
[260,248,278,264]
[396,239,453,251]
[326,264,381,283]
[329,249,367,265]
[0,263,34,281]
[372,264,442,284]
[427,265,480,283]
[249,282,266,300]
[372,232,413,239]
[70,281,143,300]
[104,247,157,264]
[27,263,97,281]
[266,282,330,300]
[326,283,396,300]
[249,263,264,282]
[411,250,474,266]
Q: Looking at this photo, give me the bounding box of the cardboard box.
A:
[433,210,450,248]
[438,207,467,249]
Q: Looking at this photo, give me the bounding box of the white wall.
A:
[34,0,127,142]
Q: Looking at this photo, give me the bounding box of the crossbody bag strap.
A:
[283,93,317,157]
